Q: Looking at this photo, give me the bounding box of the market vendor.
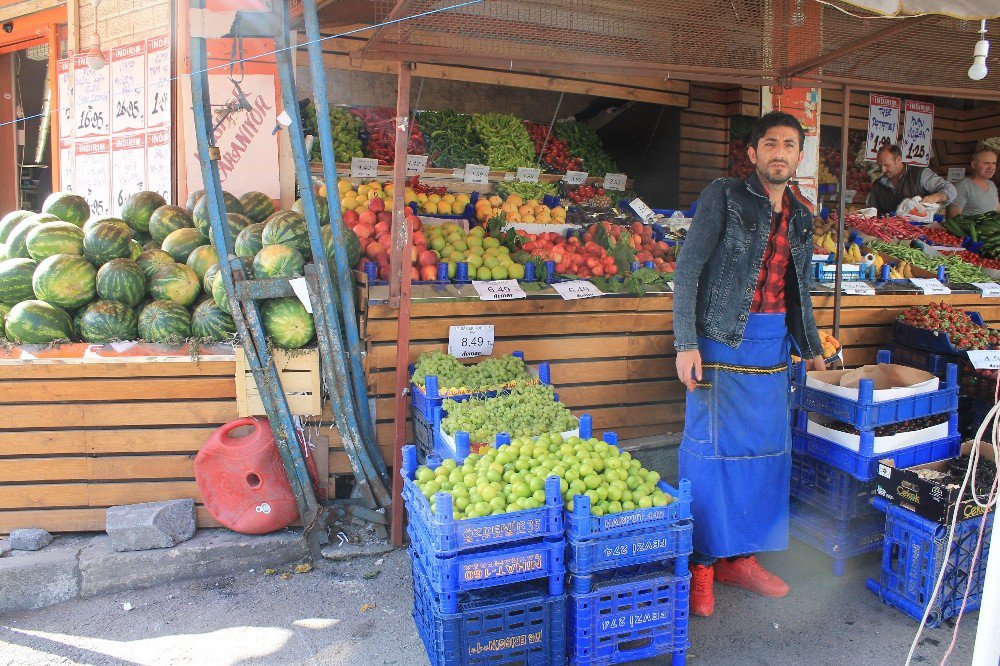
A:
[673,111,825,618]
[947,146,999,219]
[867,144,956,217]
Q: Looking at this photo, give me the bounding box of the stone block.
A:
[9,528,53,551]
[106,499,196,552]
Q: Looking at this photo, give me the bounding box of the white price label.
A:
[351,157,379,179]
[973,282,1000,297]
[289,277,313,313]
[629,198,655,222]
[452,168,464,179]
[464,164,490,185]
[667,281,674,291]
[842,281,876,296]
[516,167,540,183]
[405,154,428,174]
[603,173,627,190]
[448,325,495,359]
[563,171,588,185]
[812,253,832,261]
[552,280,604,300]
[472,279,527,301]
[910,278,951,295]
[967,350,1000,370]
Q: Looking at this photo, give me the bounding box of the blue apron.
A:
[678,313,793,558]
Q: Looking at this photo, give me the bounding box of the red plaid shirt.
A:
[750,186,792,313]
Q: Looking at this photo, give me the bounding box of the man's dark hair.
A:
[877,144,903,159]
[749,111,805,150]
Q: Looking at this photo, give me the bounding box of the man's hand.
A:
[922,191,948,205]
[676,349,703,392]
[807,355,827,372]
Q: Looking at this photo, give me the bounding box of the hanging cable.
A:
[536,91,564,170]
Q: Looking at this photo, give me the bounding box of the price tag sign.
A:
[563,171,588,185]
[351,157,379,179]
[472,279,527,301]
[967,349,1000,370]
[603,173,627,190]
[973,282,1000,297]
[452,168,464,179]
[405,154,428,174]
[516,167,540,183]
[552,280,603,300]
[629,198,655,222]
[667,281,674,291]
[448,325,495,358]
[910,278,952,295]
[464,164,490,185]
[812,253,832,261]
[842,281,876,296]
[289,277,313,314]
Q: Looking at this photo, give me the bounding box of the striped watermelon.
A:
[149,206,194,244]
[83,216,131,234]
[137,249,175,280]
[191,298,236,341]
[26,222,85,261]
[208,213,251,247]
[185,189,204,212]
[186,245,218,282]
[96,258,146,307]
[83,222,133,266]
[6,215,58,260]
[149,263,200,307]
[203,264,221,293]
[292,195,329,225]
[4,299,73,343]
[253,245,305,279]
[0,258,38,304]
[121,191,167,234]
[161,227,208,264]
[321,224,361,268]
[262,210,311,257]
[0,301,10,335]
[211,270,232,314]
[76,300,138,343]
[32,254,97,309]
[138,300,191,342]
[234,223,265,258]
[238,191,276,224]
[0,210,33,243]
[41,192,90,227]
[262,298,315,349]
[193,191,245,237]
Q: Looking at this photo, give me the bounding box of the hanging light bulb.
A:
[86,32,105,70]
[968,20,989,81]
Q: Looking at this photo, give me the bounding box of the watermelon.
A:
[25,222,85,261]
[253,245,304,279]
[0,301,10,334]
[193,191,245,237]
[121,191,167,233]
[186,245,218,282]
[191,298,236,341]
[96,258,146,307]
[292,195,329,226]
[262,298,315,349]
[41,192,90,227]
[149,263,200,307]
[139,300,192,342]
[208,213,251,247]
[149,205,194,244]
[143,240,160,251]
[129,240,143,260]
[5,217,50,260]
[76,300,138,343]
[83,216,130,234]
[239,191,276,224]
[33,254,97,309]
[262,210,311,257]
[162,227,209,264]
[211,271,232,315]
[234,223,265,258]
[185,189,204,212]
[203,264,221,293]
[321,224,361,268]
[0,258,38,304]
[0,210,33,243]
[137,249,175,280]
[4,299,73,343]
[83,222,133,266]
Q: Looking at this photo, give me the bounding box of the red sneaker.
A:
[714,556,789,598]
[689,564,715,617]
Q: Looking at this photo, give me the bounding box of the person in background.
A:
[947,146,999,219]
[867,144,956,217]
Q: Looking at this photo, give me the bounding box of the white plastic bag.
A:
[896,196,939,223]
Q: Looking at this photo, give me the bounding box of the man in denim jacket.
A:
[673,111,825,617]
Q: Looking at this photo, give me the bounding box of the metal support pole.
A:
[972,510,1000,665]
[833,84,850,339]
[390,62,413,546]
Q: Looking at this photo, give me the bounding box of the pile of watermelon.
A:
[0,189,360,350]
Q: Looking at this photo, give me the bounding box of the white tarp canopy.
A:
[838,0,1000,18]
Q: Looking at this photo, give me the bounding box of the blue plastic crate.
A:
[888,342,962,379]
[867,497,993,627]
[567,520,693,577]
[435,406,585,465]
[893,311,987,357]
[789,498,885,576]
[412,408,436,463]
[568,565,690,666]
[408,526,565,614]
[412,560,567,666]
[401,445,563,555]
[790,451,877,520]
[793,349,959,430]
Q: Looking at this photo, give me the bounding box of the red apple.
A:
[368,197,385,213]
[377,233,392,248]
[374,221,390,236]
[418,250,438,267]
[412,231,426,246]
[376,211,392,226]
[410,266,420,281]
[406,214,421,232]
[365,242,383,260]
[354,223,375,239]
[419,264,438,281]
[342,210,360,226]
[359,210,377,227]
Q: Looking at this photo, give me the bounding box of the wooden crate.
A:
[235,348,322,417]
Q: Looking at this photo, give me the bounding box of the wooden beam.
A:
[360,0,419,57]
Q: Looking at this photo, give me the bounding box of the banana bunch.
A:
[843,242,863,263]
[817,232,838,254]
[892,260,914,279]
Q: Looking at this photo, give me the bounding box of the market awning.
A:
[836,0,1000,19]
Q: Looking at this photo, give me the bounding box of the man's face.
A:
[747,126,803,185]
[877,151,905,179]
[972,152,997,180]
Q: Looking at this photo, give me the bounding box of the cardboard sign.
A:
[973,282,1000,297]
[448,325,495,358]
[111,133,147,215]
[516,167,540,183]
[629,198,655,222]
[563,171,588,185]
[842,281,876,296]
[75,139,112,217]
[910,278,951,295]
[472,280,526,300]
[947,167,967,183]
[350,157,379,179]
[464,164,490,185]
[901,100,934,167]
[552,280,603,300]
[56,59,73,140]
[73,54,111,139]
[865,94,901,160]
[145,36,171,128]
[966,349,1000,370]
[146,128,172,202]
[110,41,146,135]
[405,154,428,174]
[603,173,627,191]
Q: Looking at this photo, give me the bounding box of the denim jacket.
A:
[673,174,822,358]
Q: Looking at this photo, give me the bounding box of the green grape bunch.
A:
[440,384,577,444]
[409,351,533,394]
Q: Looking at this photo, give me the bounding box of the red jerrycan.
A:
[195,417,300,534]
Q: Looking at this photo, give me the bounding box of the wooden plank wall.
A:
[678,84,734,207]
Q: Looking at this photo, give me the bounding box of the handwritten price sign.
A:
[464,164,491,185]
[629,198,655,222]
[111,133,147,216]
[75,139,112,218]
[910,278,951,295]
[405,154,428,174]
[56,59,73,140]
[563,171,588,185]
[448,325,495,358]
[967,350,1000,370]
[552,280,603,300]
[351,157,379,179]
[902,100,934,167]
[516,167,540,183]
[842,281,876,296]
[111,42,145,134]
[973,282,1000,298]
[865,94,901,160]
[145,36,171,128]
[73,55,110,138]
[603,173,627,191]
[472,280,527,301]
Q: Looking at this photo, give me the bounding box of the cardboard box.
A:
[874,441,996,524]
[806,364,939,402]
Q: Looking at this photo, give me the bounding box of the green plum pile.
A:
[300,102,364,163]
[440,384,577,444]
[409,351,533,393]
[412,432,675,519]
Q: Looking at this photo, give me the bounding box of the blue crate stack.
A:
[866,497,993,627]
[790,350,961,575]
